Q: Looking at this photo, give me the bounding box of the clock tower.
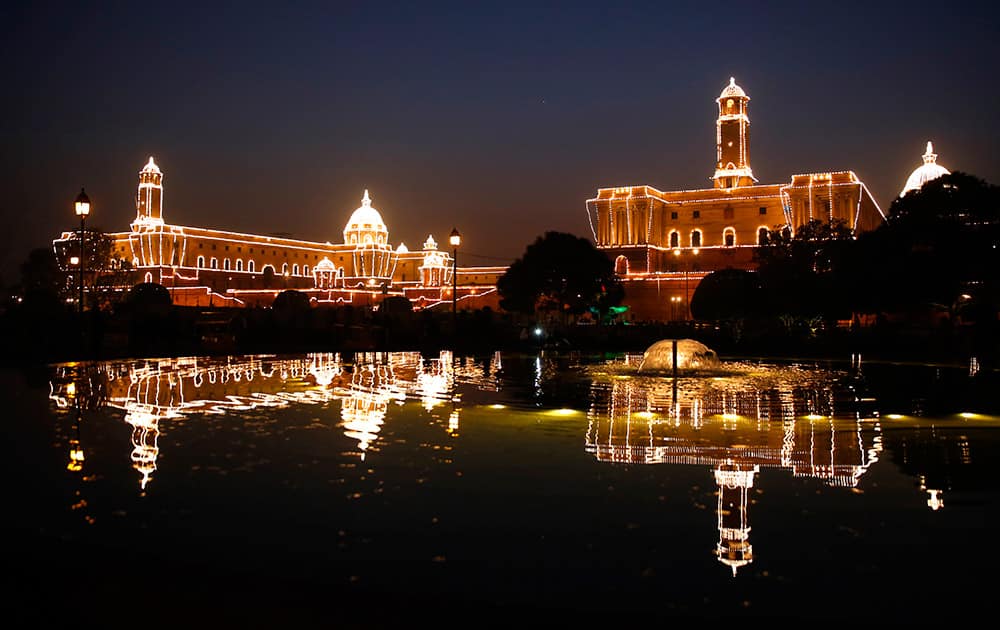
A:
[712,78,756,189]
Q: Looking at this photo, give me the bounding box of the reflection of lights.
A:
[545,408,580,417]
[489,404,506,409]
[886,414,905,420]
[927,489,944,511]
[66,382,77,397]
[534,327,543,337]
[67,440,85,472]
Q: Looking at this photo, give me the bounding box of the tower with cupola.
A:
[133,156,164,228]
[713,78,756,189]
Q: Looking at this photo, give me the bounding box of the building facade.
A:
[55,158,505,310]
[586,78,886,321]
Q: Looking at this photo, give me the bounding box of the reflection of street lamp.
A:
[449,228,461,327]
[74,188,91,314]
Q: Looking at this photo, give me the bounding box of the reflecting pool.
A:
[6,351,999,623]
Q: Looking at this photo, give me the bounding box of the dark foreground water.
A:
[6,350,999,624]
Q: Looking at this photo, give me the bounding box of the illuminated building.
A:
[586,78,886,321]
[901,141,950,196]
[54,159,505,309]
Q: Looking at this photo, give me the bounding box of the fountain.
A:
[637,339,720,373]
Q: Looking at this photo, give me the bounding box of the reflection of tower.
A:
[919,475,944,511]
[125,410,160,490]
[340,362,396,459]
[713,78,756,189]
[715,461,757,576]
[133,156,164,227]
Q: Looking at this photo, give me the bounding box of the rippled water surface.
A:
[6,351,999,623]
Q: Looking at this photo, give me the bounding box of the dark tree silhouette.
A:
[690,268,763,321]
[497,231,623,322]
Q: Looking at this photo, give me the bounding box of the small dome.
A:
[140,156,161,175]
[343,190,388,244]
[396,243,409,253]
[719,77,747,100]
[423,235,438,250]
[901,141,950,196]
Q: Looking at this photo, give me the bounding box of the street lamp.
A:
[74,188,91,314]
[449,228,461,326]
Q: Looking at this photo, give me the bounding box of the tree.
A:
[690,268,762,320]
[753,218,855,321]
[497,232,623,323]
[851,172,1000,318]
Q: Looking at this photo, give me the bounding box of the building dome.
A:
[901,141,949,196]
[343,190,389,246]
[719,77,747,100]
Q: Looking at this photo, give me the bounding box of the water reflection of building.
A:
[585,366,884,575]
[48,352,503,488]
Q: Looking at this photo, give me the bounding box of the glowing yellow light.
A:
[886,414,905,420]
[488,404,506,409]
[545,408,580,417]
[66,382,76,396]
[805,414,825,420]
[69,256,80,266]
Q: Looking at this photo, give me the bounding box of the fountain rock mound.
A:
[637,339,720,373]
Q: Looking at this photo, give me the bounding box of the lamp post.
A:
[449,228,461,327]
[74,188,91,314]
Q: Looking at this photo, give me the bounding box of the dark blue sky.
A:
[3,0,997,281]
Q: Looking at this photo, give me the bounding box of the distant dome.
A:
[343,190,388,246]
[396,243,409,253]
[901,141,950,196]
[719,77,747,100]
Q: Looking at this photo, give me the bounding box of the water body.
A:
[6,351,998,623]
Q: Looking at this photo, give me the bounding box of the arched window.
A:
[614,255,629,276]
[690,230,702,248]
[757,227,769,246]
[292,264,300,276]
[723,228,736,247]
[669,230,679,248]
[197,255,205,268]
[236,259,244,271]
[248,260,255,273]
[303,265,309,276]
[282,263,289,275]
[144,272,153,283]
[223,258,231,271]
[210,257,218,269]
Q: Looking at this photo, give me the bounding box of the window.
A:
[669,231,679,248]
[212,244,216,250]
[614,255,629,276]
[210,257,218,269]
[690,230,702,248]
[197,255,205,268]
[723,228,736,247]
[757,227,769,245]
[198,243,203,249]
[303,265,309,275]
[223,258,231,270]
[282,263,289,275]
[236,259,244,271]
[248,260,255,273]
[724,207,734,219]
[692,210,700,219]
[759,207,767,215]
[293,264,300,275]
[670,211,678,220]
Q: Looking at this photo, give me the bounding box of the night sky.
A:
[3,0,997,282]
